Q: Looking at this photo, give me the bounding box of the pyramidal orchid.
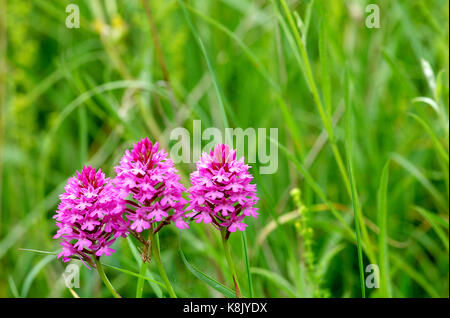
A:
[114,137,186,298]
[114,137,188,235]
[53,166,127,297]
[187,143,259,298]
[53,166,128,267]
[187,143,259,236]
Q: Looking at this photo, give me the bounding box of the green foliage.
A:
[0,0,448,298]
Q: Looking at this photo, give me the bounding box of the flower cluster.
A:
[54,140,259,268]
[114,137,189,232]
[53,166,128,267]
[187,144,259,232]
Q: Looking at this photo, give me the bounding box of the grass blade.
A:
[20,255,55,297]
[18,248,58,255]
[178,234,236,298]
[390,253,440,297]
[250,267,297,297]
[184,3,279,91]
[102,263,167,290]
[126,237,163,297]
[178,0,232,137]
[319,18,332,118]
[241,231,254,297]
[8,275,20,298]
[268,136,355,240]
[391,153,447,212]
[344,68,366,298]
[377,160,392,297]
[136,261,148,298]
[408,113,449,163]
[413,206,449,251]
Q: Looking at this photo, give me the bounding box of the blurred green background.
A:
[0,0,448,298]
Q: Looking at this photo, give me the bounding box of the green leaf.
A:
[135,261,148,298]
[250,267,297,297]
[241,231,253,297]
[390,253,440,298]
[413,206,449,251]
[178,234,236,298]
[178,0,233,136]
[377,160,392,297]
[183,3,279,91]
[302,0,315,44]
[267,136,354,239]
[126,237,163,297]
[319,18,332,118]
[408,113,449,164]
[8,275,20,298]
[18,248,58,255]
[102,263,167,290]
[344,67,366,298]
[391,153,447,212]
[21,255,55,297]
[276,95,304,158]
[412,97,440,114]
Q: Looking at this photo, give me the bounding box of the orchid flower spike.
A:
[114,137,189,235]
[53,166,128,268]
[187,144,258,237]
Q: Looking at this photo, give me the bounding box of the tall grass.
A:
[0,0,448,298]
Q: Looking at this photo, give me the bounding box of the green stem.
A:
[344,70,366,298]
[330,143,352,196]
[348,163,366,298]
[279,0,333,140]
[150,231,177,298]
[136,261,148,298]
[241,231,253,297]
[94,257,121,298]
[278,0,378,267]
[221,230,243,298]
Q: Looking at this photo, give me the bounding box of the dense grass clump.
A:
[0,0,448,298]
